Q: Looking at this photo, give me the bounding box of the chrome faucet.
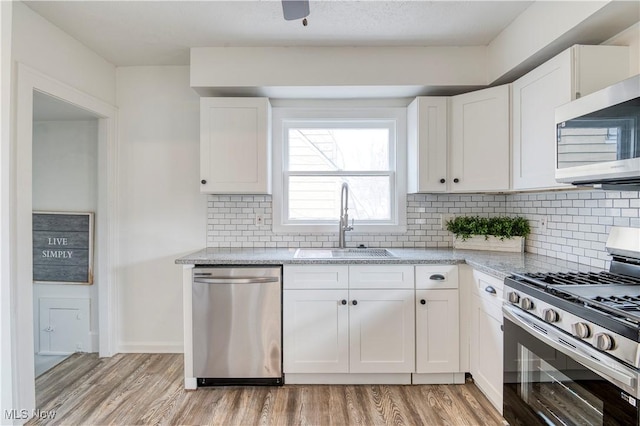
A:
[338,182,354,248]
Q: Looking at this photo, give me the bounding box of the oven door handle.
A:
[503,305,638,391]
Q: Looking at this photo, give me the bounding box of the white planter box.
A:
[453,235,524,253]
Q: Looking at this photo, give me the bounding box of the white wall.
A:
[32,119,99,354]
[116,66,205,353]
[1,0,13,421]
[11,1,115,104]
[605,22,640,75]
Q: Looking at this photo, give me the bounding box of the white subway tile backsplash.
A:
[206,190,639,268]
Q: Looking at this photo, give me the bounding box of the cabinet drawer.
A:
[416,265,458,289]
[472,269,504,305]
[284,265,349,289]
[349,265,414,289]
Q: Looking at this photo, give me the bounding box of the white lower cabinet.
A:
[414,265,462,384]
[469,270,504,413]
[349,289,415,373]
[283,289,349,374]
[283,265,415,382]
[284,264,466,386]
[415,289,459,373]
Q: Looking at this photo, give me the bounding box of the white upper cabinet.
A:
[512,45,629,190]
[407,97,448,192]
[449,85,511,192]
[407,87,509,193]
[200,97,271,194]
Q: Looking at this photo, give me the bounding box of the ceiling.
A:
[25,1,533,66]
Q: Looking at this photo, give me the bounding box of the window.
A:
[273,106,406,233]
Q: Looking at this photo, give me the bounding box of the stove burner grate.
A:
[510,271,640,326]
[522,271,640,286]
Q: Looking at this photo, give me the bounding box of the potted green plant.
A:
[445,216,531,253]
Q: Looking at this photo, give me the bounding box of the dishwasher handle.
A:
[193,276,280,285]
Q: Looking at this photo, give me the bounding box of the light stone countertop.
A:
[175,247,600,280]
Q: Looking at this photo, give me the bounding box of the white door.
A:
[200,97,271,194]
[283,289,349,374]
[450,85,510,192]
[512,50,572,190]
[38,298,90,355]
[349,289,415,373]
[470,293,504,412]
[415,289,459,373]
[407,97,448,193]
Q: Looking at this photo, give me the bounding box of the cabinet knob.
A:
[453,178,460,183]
[420,299,426,305]
[352,300,358,306]
[341,299,347,305]
[440,178,446,184]
[201,179,207,185]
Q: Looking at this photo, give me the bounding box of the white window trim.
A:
[272,105,407,234]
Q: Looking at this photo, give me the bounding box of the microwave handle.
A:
[503,305,637,391]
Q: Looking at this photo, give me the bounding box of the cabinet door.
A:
[470,290,503,413]
[450,85,510,192]
[407,97,448,193]
[200,97,271,194]
[512,50,573,190]
[349,289,415,373]
[283,289,349,374]
[415,289,459,373]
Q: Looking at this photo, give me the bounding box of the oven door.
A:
[503,305,640,426]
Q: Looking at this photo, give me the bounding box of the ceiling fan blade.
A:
[282,0,310,21]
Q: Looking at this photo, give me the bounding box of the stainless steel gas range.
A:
[503,227,640,426]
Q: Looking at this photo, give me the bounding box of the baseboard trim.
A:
[118,342,183,353]
[284,373,412,385]
[412,372,466,384]
[90,331,99,353]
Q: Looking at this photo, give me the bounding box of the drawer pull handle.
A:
[485,286,497,294]
[429,274,445,281]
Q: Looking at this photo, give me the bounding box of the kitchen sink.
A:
[293,248,397,259]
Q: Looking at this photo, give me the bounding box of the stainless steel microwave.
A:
[555,74,640,188]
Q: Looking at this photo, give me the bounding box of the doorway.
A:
[32,92,100,377]
[13,63,118,415]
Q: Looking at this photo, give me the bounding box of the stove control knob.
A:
[508,292,520,304]
[520,298,534,311]
[543,309,559,323]
[572,322,591,339]
[595,333,615,351]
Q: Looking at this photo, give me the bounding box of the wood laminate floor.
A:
[29,353,506,426]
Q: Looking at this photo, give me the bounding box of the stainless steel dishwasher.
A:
[192,266,282,386]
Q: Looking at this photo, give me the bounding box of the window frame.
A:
[272,105,407,234]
